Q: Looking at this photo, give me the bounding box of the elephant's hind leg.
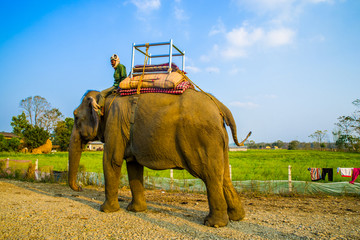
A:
[126,161,147,212]
[223,154,245,221]
[201,156,229,228]
[204,178,229,227]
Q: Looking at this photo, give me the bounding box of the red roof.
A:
[0,132,19,138]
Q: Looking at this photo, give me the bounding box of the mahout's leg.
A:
[126,161,147,212]
[100,146,124,213]
[223,151,245,221]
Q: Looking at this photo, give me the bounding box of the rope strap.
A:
[137,43,150,95]
[176,70,225,119]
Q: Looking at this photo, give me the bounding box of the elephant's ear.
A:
[87,96,100,134]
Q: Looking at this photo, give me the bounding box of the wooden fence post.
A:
[6,158,9,169]
[35,159,39,180]
[288,165,292,192]
[170,169,174,190]
[229,165,232,181]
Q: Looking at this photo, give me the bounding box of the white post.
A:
[182,50,185,72]
[288,165,292,192]
[35,159,39,180]
[170,169,174,190]
[229,165,232,181]
[169,39,173,72]
[130,42,136,77]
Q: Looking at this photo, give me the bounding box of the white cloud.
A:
[230,101,259,109]
[186,66,201,73]
[226,27,264,47]
[130,0,161,12]
[233,0,335,25]
[219,26,295,59]
[200,44,219,62]
[205,0,333,61]
[209,19,226,36]
[174,6,188,21]
[266,28,296,46]
[228,67,245,75]
[205,67,220,73]
[221,48,247,59]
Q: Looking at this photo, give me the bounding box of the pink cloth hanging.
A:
[349,168,360,184]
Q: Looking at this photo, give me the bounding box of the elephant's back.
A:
[135,89,223,123]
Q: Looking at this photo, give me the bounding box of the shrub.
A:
[25,163,36,180]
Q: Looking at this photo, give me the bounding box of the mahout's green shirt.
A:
[113,64,127,87]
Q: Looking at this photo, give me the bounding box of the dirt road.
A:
[0,179,359,239]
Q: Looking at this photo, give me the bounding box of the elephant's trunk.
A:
[68,126,83,192]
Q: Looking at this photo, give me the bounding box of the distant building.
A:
[0,132,19,140]
[86,141,104,151]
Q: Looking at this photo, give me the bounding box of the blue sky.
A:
[1,0,359,143]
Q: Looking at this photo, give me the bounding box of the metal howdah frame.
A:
[130,39,185,77]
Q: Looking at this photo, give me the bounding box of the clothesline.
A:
[308,167,360,184]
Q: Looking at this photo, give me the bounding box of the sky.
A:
[1,0,360,143]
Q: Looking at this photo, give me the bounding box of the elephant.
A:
[68,89,251,227]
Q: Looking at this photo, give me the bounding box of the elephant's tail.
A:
[215,99,252,146]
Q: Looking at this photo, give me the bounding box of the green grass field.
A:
[1,150,359,182]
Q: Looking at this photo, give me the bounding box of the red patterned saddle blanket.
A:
[117,81,194,96]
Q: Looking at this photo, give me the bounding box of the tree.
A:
[309,130,328,147]
[272,140,284,149]
[7,137,21,151]
[19,96,63,132]
[288,140,299,150]
[20,96,49,126]
[333,99,360,151]
[246,140,256,149]
[10,112,29,137]
[53,117,74,151]
[22,125,50,150]
[38,108,63,132]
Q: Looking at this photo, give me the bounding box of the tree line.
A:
[0,96,73,152]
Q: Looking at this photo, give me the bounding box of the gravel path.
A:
[1,179,359,239]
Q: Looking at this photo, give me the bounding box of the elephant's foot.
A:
[204,211,229,228]
[228,206,245,221]
[126,200,147,212]
[100,200,120,213]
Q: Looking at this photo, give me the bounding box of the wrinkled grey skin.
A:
[69,89,251,227]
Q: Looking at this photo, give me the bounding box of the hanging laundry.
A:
[337,168,353,178]
[349,168,360,184]
[308,168,322,181]
[321,168,333,181]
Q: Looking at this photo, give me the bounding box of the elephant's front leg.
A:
[100,148,123,213]
[126,161,147,212]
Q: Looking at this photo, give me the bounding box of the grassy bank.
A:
[1,150,359,182]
